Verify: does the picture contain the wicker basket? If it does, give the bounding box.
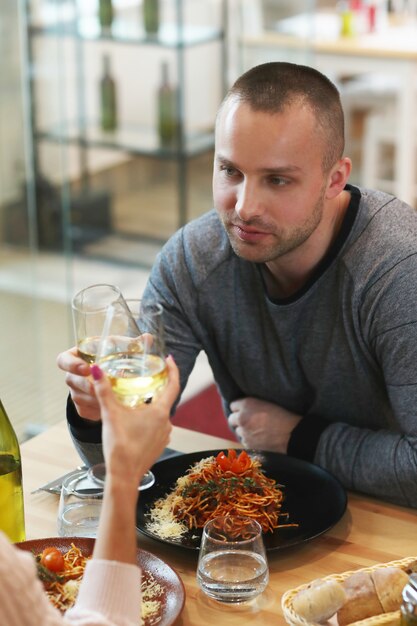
[281,555,417,626]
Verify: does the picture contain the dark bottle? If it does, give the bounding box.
[143,0,159,35]
[98,0,113,30]
[158,61,178,145]
[100,54,117,132]
[0,398,25,542]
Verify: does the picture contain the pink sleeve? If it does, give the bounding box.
[0,531,67,626]
[66,559,142,626]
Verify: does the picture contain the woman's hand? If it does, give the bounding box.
[91,355,179,489]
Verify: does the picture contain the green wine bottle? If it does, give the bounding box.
[99,0,113,30]
[100,54,117,132]
[0,398,25,543]
[158,61,178,146]
[143,0,159,35]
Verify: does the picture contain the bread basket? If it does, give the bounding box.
[281,555,417,626]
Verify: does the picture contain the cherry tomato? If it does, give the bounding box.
[40,547,65,572]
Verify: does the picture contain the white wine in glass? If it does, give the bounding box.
[94,299,168,490]
[72,284,124,364]
[72,286,158,490]
[97,299,168,408]
[100,352,168,407]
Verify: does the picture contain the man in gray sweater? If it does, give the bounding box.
[58,62,417,508]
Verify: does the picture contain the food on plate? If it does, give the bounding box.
[36,544,88,610]
[34,543,163,624]
[337,566,409,625]
[291,578,347,623]
[39,546,65,572]
[147,449,298,540]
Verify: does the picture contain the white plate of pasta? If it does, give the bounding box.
[16,536,185,625]
[137,449,347,552]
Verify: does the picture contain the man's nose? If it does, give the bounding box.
[235,180,262,221]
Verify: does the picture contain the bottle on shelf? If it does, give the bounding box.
[100,54,117,132]
[157,61,178,146]
[98,0,114,31]
[143,0,160,36]
[0,397,25,543]
[338,1,356,37]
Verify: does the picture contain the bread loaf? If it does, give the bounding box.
[372,566,409,613]
[337,571,383,626]
[337,566,408,625]
[292,578,347,623]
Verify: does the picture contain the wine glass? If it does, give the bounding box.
[72,284,128,489]
[92,298,168,490]
[72,284,124,364]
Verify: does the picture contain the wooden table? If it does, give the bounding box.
[21,421,417,625]
[240,14,417,206]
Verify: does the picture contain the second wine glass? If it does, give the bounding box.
[97,298,167,407]
[94,298,168,490]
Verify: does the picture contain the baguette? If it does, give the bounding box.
[337,566,408,625]
[372,566,409,613]
[337,571,383,626]
[292,578,347,623]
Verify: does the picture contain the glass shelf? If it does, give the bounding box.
[31,21,223,47]
[26,0,226,259]
[36,121,215,158]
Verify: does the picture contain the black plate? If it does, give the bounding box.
[136,449,347,552]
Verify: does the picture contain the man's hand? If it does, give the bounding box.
[56,347,101,421]
[227,397,302,453]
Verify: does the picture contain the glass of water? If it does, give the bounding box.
[197,515,269,603]
[57,469,103,538]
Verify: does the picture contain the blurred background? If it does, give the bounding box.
[2,0,416,440]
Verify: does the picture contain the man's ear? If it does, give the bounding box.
[326,157,352,199]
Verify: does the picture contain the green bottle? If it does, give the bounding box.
[0,398,25,543]
[99,0,113,30]
[100,54,117,132]
[143,0,159,35]
[158,61,178,145]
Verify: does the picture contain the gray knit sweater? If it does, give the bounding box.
[142,185,417,507]
[68,185,417,507]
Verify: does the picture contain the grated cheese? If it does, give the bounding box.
[140,571,164,625]
[146,456,215,540]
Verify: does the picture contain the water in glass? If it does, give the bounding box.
[198,549,268,603]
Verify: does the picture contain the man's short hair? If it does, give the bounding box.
[222,62,345,172]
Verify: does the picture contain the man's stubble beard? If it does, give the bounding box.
[219,188,326,265]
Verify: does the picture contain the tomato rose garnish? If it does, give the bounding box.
[216,449,251,474]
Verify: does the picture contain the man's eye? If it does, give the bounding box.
[220,165,237,176]
[269,176,288,186]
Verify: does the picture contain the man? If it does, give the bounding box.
[58,62,417,508]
